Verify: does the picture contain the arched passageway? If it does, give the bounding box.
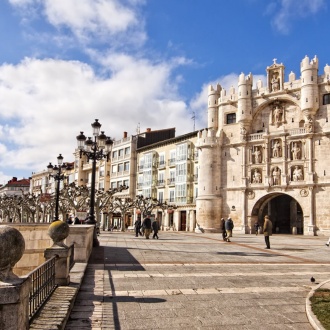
[251,193,303,234]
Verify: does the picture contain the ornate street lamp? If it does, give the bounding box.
[47,154,67,222]
[76,119,113,246]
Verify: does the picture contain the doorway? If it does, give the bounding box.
[253,193,303,234]
[180,211,187,231]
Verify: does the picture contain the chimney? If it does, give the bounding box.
[123,131,127,138]
[146,128,151,133]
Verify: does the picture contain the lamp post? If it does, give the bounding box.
[47,154,67,222]
[76,119,113,246]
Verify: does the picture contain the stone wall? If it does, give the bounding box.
[4,223,94,276]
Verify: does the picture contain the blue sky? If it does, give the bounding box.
[0,0,329,184]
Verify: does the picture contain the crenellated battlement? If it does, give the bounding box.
[196,128,217,148]
[238,72,253,85]
[300,55,318,71]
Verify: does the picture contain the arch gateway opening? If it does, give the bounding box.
[251,193,303,234]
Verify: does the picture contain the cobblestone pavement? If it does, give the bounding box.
[65,231,330,330]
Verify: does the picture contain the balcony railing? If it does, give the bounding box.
[167,178,175,185]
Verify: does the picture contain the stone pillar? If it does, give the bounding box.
[46,220,71,285]
[44,247,71,285]
[0,278,31,330]
[189,210,196,232]
[0,225,31,330]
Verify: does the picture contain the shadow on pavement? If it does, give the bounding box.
[217,251,277,257]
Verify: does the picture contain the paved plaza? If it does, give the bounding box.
[65,231,330,330]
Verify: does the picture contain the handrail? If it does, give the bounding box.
[28,255,58,322]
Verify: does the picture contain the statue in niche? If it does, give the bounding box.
[291,142,301,160]
[252,169,262,183]
[271,74,280,92]
[273,106,283,124]
[292,166,303,181]
[240,126,247,141]
[253,147,262,164]
[272,167,281,186]
[305,115,313,133]
[272,140,281,158]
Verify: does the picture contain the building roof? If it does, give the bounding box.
[137,129,201,152]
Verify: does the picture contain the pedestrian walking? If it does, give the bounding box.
[66,217,73,225]
[254,222,260,235]
[221,218,227,241]
[225,217,234,242]
[152,220,159,239]
[263,215,272,249]
[134,218,142,237]
[326,237,330,247]
[142,213,152,239]
[74,216,80,225]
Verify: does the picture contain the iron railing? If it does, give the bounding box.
[69,243,75,270]
[28,256,57,322]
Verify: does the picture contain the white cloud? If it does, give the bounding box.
[0,56,191,181]
[269,0,326,34]
[9,0,147,46]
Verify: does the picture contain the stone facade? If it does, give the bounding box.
[196,55,330,236]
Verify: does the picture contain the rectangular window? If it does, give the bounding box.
[112,150,117,159]
[159,153,165,166]
[112,165,117,173]
[124,162,129,171]
[323,93,330,105]
[169,190,175,202]
[118,163,124,172]
[123,179,129,187]
[118,149,124,157]
[144,153,152,169]
[158,191,163,203]
[226,113,236,124]
[111,182,117,189]
[125,147,130,155]
[176,144,187,161]
[99,165,105,177]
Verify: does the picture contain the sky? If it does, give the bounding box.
[0,0,329,184]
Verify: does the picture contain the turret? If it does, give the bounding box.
[196,128,221,233]
[207,84,221,130]
[300,55,319,116]
[237,73,253,125]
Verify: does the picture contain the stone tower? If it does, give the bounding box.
[195,85,222,233]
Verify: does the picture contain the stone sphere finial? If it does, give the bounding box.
[0,225,25,282]
[48,220,70,248]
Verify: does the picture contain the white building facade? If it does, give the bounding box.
[196,55,330,236]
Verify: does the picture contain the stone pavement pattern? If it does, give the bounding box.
[65,232,330,330]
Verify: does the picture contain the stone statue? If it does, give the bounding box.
[292,166,303,181]
[272,167,281,185]
[271,74,279,92]
[252,169,262,183]
[273,106,283,124]
[291,142,301,160]
[254,147,261,164]
[272,140,280,158]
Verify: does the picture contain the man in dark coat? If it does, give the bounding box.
[263,215,273,249]
[221,218,227,241]
[152,220,159,239]
[134,218,142,237]
[142,213,152,239]
[225,217,234,242]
